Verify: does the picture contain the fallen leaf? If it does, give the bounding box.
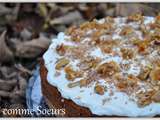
[115,3,157,16]
[0,79,17,91]
[0,4,12,15]
[15,35,50,58]
[0,31,14,63]
[50,11,84,25]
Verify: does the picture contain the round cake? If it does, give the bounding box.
[40,14,160,117]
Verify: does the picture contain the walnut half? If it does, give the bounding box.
[65,66,82,81]
[55,58,70,70]
[120,48,135,59]
[150,68,160,81]
[96,61,120,77]
[94,85,105,95]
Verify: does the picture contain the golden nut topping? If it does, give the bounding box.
[137,90,155,107]
[105,16,114,23]
[80,79,88,87]
[133,39,150,53]
[152,91,160,102]
[67,79,87,88]
[94,85,105,95]
[65,66,82,81]
[120,26,134,36]
[127,74,139,85]
[68,81,80,88]
[120,48,135,59]
[150,68,160,81]
[56,44,68,56]
[127,13,144,22]
[138,66,151,80]
[116,81,127,91]
[97,61,120,77]
[155,15,160,24]
[55,58,70,70]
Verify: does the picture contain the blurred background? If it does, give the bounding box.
[0,3,159,117]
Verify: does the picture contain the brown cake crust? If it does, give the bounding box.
[40,60,94,117]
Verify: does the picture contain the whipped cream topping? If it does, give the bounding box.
[43,17,160,117]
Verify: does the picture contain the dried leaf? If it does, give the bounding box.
[50,11,84,25]
[38,3,48,17]
[0,79,17,91]
[115,3,157,16]
[0,31,14,63]
[15,35,50,58]
[0,4,12,15]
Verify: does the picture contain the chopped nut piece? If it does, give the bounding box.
[99,39,119,54]
[140,24,149,36]
[94,85,105,95]
[134,39,150,53]
[127,74,139,86]
[80,79,87,87]
[150,68,160,81]
[97,61,120,77]
[68,81,80,88]
[155,15,160,25]
[137,90,155,107]
[151,33,160,42]
[152,91,160,102]
[67,79,87,88]
[116,81,127,91]
[56,44,66,56]
[65,66,82,81]
[55,58,70,70]
[127,13,144,22]
[66,25,77,35]
[105,16,114,23]
[120,26,134,36]
[120,48,135,59]
[79,57,101,70]
[138,66,151,80]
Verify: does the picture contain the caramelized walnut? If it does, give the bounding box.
[127,74,139,86]
[55,58,70,70]
[120,48,135,59]
[152,91,160,103]
[66,25,85,42]
[79,57,101,70]
[133,39,150,53]
[116,81,128,91]
[127,13,144,22]
[56,44,67,56]
[138,66,151,80]
[99,39,120,54]
[65,66,82,81]
[137,90,155,107]
[105,16,114,23]
[150,68,160,81]
[115,74,138,91]
[97,61,120,77]
[66,25,77,35]
[140,24,149,37]
[94,85,105,95]
[67,79,87,88]
[151,33,160,43]
[155,15,160,25]
[120,26,134,36]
